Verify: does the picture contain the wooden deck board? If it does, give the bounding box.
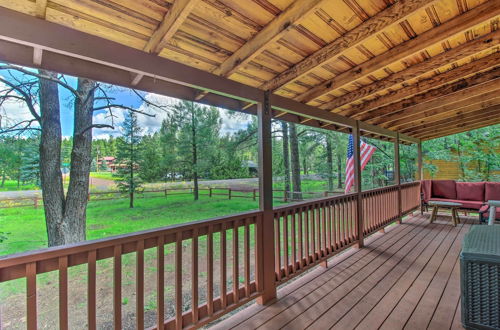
[212,213,476,330]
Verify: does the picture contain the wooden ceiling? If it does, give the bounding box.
[0,0,499,140]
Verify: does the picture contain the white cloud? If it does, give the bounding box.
[92,92,252,138]
[0,80,40,131]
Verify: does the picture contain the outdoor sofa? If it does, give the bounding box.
[421,180,500,222]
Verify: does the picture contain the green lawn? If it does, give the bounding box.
[89,171,121,181]
[0,193,264,257]
[0,180,38,191]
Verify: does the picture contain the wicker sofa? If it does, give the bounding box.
[421,180,500,222]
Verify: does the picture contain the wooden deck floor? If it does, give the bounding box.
[212,213,478,330]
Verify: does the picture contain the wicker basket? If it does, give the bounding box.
[460,225,500,330]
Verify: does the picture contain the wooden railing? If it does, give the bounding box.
[0,211,262,330]
[272,193,359,283]
[0,182,421,329]
[362,185,400,236]
[401,181,422,214]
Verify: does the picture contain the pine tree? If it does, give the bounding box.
[114,110,143,208]
[20,138,40,186]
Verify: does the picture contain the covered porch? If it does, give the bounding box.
[213,212,474,330]
[0,0,498,329]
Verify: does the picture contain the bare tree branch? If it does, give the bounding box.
[0,76,40,122]
[80,123,114,135]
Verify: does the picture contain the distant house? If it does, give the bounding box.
[97,156,116,172]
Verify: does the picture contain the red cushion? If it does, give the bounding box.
[456,182,485,201]
[429,198,484,210]
[421,180,432,203]
[432,180,457,199]
[485,182,500,201]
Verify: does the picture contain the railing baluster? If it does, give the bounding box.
[341,198,346,245]
[232,220,239,304]
[298,210,303,269]
[175,232,183,329]
[274,214,281,280]
[316,205,321,258]
[136,240,144,330]
[291,210,297,273]
[327,201,332,254]
[59,256,68,330]
[26,262,37,330]
[157,236,165,329]
[88,250,97,330]
[311,205,316,262]
[304,207,310,266]
[283,212,289,277]
[114,245,122,330]
[322,203,327,256]
[244,218,251,297]
[207,225,214,316]
[220,223,227,309]
[191,228,199,324]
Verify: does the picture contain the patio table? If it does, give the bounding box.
[428,201,462,226]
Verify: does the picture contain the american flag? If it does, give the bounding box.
[344,134,376,194]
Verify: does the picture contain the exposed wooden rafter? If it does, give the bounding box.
[373,80,500,128]
[398,98,500,132]
[130,0,199,86]
[342,52,500,118]
[144,0,199,55]
[261,0,440,91]
[357,66,500,122]
[35,0,48,19]
[403,105,500,135]
[212,0,325,77]
[418,117,500,140]
[294,1,500,104]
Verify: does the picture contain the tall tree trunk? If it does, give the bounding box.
[130,120,135,208]
[326,136,334,191]
[191,107,199,200]
[337,153,343,189]
[39,70,66,247]
[289,123,302,200]
[62,78,96,240]
[281,121,291,200]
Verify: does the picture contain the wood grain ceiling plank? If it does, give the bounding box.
[296,1,500,104]
[418,118,500,140]
[261,0,441,91]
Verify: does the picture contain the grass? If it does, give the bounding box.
[0,193,264,256]
[0,180,39,191]
[89,171,121,181]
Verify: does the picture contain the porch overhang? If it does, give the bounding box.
[1,1,497,142]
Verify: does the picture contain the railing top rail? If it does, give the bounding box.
[272,192,358,212]
[0,209,262,269]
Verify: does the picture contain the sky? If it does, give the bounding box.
[0,66,252,139]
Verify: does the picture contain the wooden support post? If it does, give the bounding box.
[417,141,423,181]
[228,188,232,200]
[353,121,364,248]
[253,188,257,201]
[256,91,277,305]
[395,133,402,223]
[33,197,38,209]
[209,187,212,198]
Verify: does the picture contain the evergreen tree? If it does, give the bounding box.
[114,110,143,208]
[20,139,40,185]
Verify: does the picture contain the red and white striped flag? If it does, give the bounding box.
[344,134,376,194]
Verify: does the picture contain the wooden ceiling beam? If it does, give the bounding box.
[378,84,500,129]
[143,0,199,54]
[356,66,500,122]
[295,1,500,104]
[398,98,500,132]
[212,0,325,77]
[35,0,48,19]
[418,118,500,140]
[368,78,500,125]
[341,52,500,119]
[262,0,440,91]
[326,30,500,114]
[404,105,500,135]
